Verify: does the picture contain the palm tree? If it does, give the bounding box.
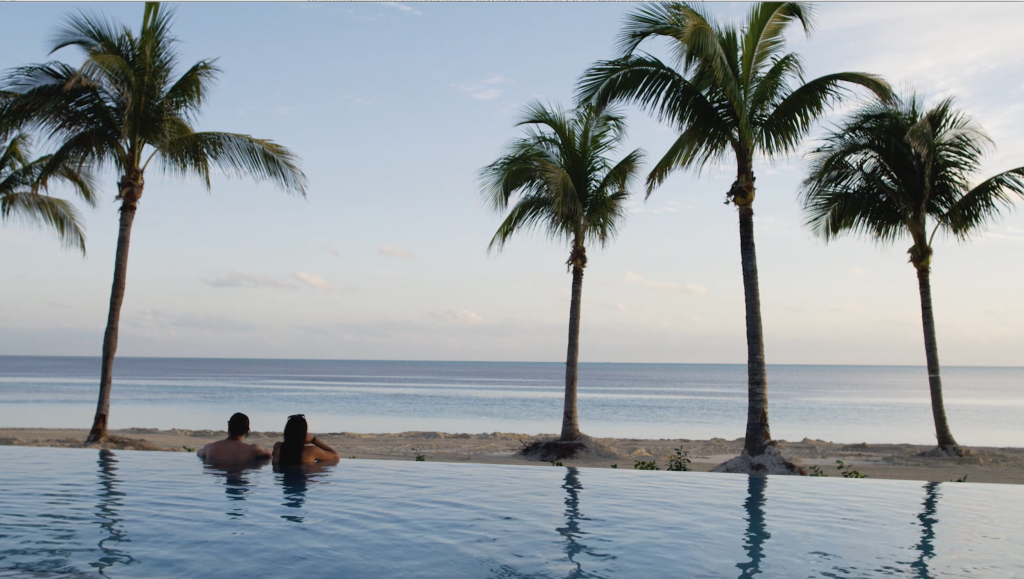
[0,3,307,443]
[577,2,892,463]
[800,95,1024,456]
[480,102,642,458]
[1,132,95,253]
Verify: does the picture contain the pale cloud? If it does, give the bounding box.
[624,271,708,295]
[202,272,295,289]
[323,245,340,257]
[470,88,501,100]
[384,2,422,16]
[849,266,867,276]
[431,309,485,325]
[294,272,343,291]
[378,245,413,258]
[455,75,509,100]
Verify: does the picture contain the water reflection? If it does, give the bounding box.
[910,482,940,579]
[274,463,333,524]
[91,450,137,575]
[736,476,769,579]
[202,460,269,520]
[493,467,613,579]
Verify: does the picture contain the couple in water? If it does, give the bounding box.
[197,413,339,464]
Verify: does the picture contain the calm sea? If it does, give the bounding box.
[0,356,1021,446]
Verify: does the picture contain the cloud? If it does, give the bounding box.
[323,245,340,257]
[624,271,708,295]
[294,272,343,291]
[431,309,485,325]
[849,266,867,276]
[384,2,422,16]
[454,75,509,100]
[202,272,295,289]
[378,245,413,258]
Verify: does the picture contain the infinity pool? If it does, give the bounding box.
[0,447,1021,578]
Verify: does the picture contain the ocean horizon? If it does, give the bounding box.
[2,355,1022,447]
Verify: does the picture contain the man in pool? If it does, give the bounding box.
[197,413,272,462]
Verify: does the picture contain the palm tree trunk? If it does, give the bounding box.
[738,204,771,457]
[86,196,138,443]
[915,266,959,453]
[560,262,584,441]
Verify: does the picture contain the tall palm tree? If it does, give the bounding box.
[800,95,1024,456]
[0,3,307,443]
[577,2,892,461]
[480,102,642,457]
[1,132,95,253]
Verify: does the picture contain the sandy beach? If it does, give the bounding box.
[2,427,1021,485]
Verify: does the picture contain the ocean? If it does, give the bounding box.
[0,356,1021,446]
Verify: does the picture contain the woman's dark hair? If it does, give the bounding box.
[278,414,307,466]
[228,413,250,437]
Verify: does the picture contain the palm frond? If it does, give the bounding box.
[943,167,1024,238]
[742,3,814,84]
[481,103,640,255]
[801,93,1018,250]
[616,3,689,58]
[158,131,307,195]
[0,191,87,254]
[760,72,891,157]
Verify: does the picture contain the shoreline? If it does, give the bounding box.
[2,427,1022,484]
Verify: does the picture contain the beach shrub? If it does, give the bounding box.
[549,460,564,467]
[808,465,828,477]
[953,474,968,483]
[634,460,660,470]
[412,448,425,461]
[610,464,618,469]
[666,447,691,472]
[182,446,195,453]
[836,460,867,478]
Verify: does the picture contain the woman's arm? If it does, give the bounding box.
[308,436,339,461]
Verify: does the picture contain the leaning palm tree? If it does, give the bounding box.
[480,102,642,460]
[800,95,1024,456]
[577,2,892,469]
[1,132,95,253]
[0,3,307,443]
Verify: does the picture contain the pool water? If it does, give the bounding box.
[0,447,1021,578]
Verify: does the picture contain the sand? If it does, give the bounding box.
[2,427,1022,485]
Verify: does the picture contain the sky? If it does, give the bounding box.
[1,2,1022,366]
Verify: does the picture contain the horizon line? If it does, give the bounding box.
[1,354,1021,370]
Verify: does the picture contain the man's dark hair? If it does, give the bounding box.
[228,413,250,437]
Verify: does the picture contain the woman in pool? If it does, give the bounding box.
[272,414,340,465]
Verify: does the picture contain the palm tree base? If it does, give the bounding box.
[518,434,611,462]
[712,443,805,476]
[920,444,967,458]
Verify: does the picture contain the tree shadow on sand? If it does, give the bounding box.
[491,467,614,579]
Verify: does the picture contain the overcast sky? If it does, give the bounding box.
[1,2,1022,365]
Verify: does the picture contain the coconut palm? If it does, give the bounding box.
[577,2,892,462]
[0,3,307,442]
[800,95,1024,456]
[480,102,642,457]
[1,132,95,253]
